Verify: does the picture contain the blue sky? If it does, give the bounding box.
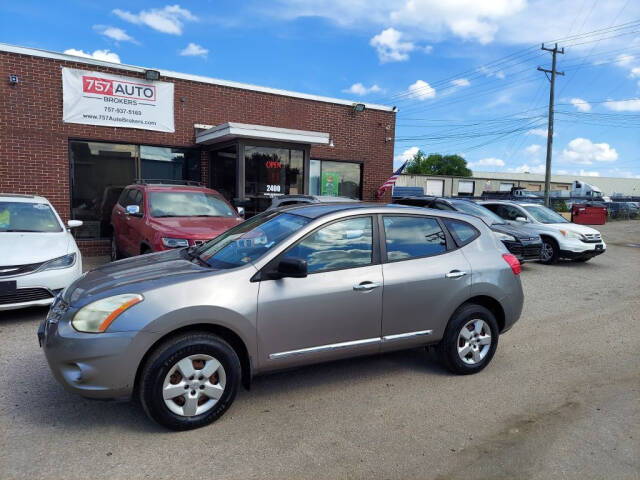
[2,0,640,178]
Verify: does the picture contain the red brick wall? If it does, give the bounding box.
[1,50,395,255]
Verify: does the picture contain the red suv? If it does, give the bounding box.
[110,181,243,260]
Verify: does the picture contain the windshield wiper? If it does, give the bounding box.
[153,215,182,218]
[1,229,43,232]
[185,246,211,267]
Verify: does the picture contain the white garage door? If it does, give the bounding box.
[425,180,444,196]
[457,180,474,195]
[499,182,514,192]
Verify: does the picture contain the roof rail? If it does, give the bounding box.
[133,179,205,187]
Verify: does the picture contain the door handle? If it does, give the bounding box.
[445,270,467,278]
[353,282,381,291]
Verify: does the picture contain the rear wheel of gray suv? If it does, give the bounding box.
[437,304,499,375]
[139,332,241,430]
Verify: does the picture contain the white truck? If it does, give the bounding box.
[550,180,605,199]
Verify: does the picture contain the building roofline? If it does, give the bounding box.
[0,42,397,113]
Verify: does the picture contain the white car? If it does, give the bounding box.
[479,200,606,264]
[0,194,83,310]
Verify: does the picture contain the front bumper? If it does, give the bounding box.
[503,239,542,262]
[0,260,82,311]
[558,238,606,259]
[39,302,160,400]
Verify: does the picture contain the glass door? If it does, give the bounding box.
[209,145,238,203]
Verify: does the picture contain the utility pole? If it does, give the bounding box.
[538,43,564,207]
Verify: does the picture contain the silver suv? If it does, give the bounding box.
[39,203,523,430]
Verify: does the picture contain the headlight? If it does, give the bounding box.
[560,229,584,240]
[38,253,76,271]
[162,237,189,248]
[72,294,143,333]
[493,231,516,242]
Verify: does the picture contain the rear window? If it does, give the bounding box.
[442,218,479,247]
[383,216,447,261]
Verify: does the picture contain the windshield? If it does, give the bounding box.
[149,191,237,218]
[196,212,311,269]
[0,201,62,233]
[522,205,569,224]
[450,200,506,225]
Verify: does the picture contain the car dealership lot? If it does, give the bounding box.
[1,221,638,480]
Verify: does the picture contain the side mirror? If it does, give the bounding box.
[125,205,141,216]
[269,257,307,279]
[515,216,527,223]
[67,220,83,228]
[236,206,245,218]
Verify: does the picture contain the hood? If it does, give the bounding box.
[149,216,243,239]
[64,249,208,304]
[490,223,540,240]
[0,232,71,266]
[545,223,601,235]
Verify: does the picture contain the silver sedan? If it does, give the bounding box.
[39,203,523,430]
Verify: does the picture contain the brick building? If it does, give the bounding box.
[1,43,396,255]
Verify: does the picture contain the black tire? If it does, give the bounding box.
[140,245,152,255]
[540,237,560,265]
[437,304,499,375]
[139,332,241,431]
[110,233,121,261]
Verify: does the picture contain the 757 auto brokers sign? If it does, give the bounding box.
[62,67,174,133]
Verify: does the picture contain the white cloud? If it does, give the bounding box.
[423,45,433,54]
[451,78,470,87]
[64,48,121,63]
[616,53,635,66]
[570,98,591,112]
[479,65,505,79]
[604,98,640,112]
[468,157,505,168]
[394,146,419,168]
[408,79,435,100]
[113,5,197,35]
[179,42,208,57]
[560,138,618,165]
[631,67,640,78]
[269,1,640,47]
[369,28,415,62]
[342,82,383,96]
[607,168,640,179]
[93,25,137,43]
[525,144,542,155]
[527,128,548,138]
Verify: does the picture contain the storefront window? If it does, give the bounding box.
[244,146,304,216]
[70,140,201,239]
[309,160,362,199]
[141,146,201,182]
[209,145,238,203]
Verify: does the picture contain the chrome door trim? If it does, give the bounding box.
[269,337,380,359]
[269,330,433,359]
[382,330,433,342]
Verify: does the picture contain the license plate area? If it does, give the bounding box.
[595,244,603,251]
[0,281,17,295]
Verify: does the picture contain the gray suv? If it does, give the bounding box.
[39,203,523,430]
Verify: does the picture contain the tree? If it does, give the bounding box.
[405,151,472,177]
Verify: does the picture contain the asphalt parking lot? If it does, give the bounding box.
[1,221,639,480]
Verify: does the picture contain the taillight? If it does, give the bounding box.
[502,253,521,275]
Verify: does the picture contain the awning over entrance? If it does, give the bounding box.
[195,122,330,146]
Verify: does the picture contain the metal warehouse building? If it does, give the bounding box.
[0,43,396,255]
[397,171,640,197]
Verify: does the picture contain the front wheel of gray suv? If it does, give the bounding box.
[139,332,241,430]
[437,304,499,375]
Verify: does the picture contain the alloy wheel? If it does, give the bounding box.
[162,354,226,417]
[457,319,492,365]
[540,241,554,262]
